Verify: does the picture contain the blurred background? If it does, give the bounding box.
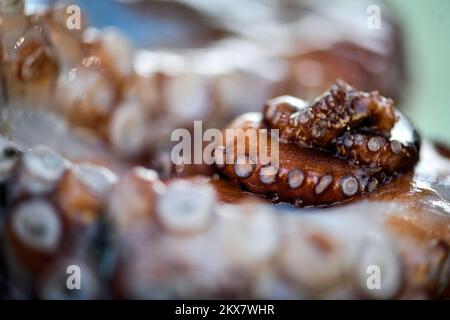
[387,0,450,143]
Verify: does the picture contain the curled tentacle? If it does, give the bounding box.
[217,81,420,207]
[334,109,420,174]
[264,80,397,147]
[335,132,418,175]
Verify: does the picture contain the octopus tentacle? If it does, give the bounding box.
[216,113,368,206]
[335,131,418,175]
[219,142,369,206]
[264,80,397,147]
[217,81,420,207]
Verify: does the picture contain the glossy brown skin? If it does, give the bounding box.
[217,82,420,207]
[264,80,397,147]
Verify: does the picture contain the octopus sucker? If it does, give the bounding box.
[156,180,215,234]
[314,175,333,195]
[9,145,68,199]
[286,168,305,189]
[340,175,359,197]
[390,140,402,154]
[367,137,382,152]
[259,164,278,185]
[217,81,420,207]
[335,121,419,175]
[9,199,62,253]
[366,177,379,193]
[233,155,255,178]
[4,198,63,275]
